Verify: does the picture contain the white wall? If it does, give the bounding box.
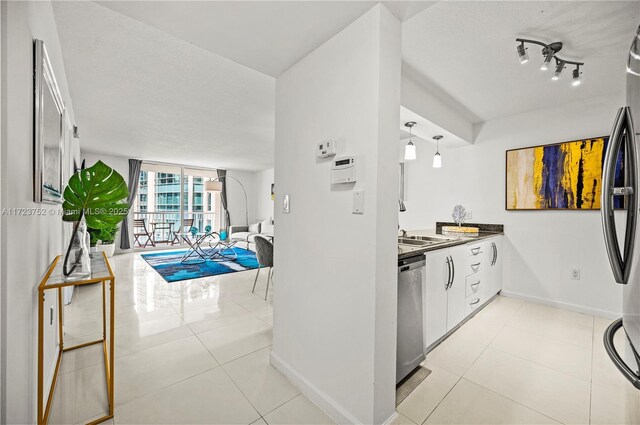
[1,1,80,422]
[399,94,626,317]
[82,151,130,253]
[254,168,274,221]
[225,169,256,226]
[271,5,401,424]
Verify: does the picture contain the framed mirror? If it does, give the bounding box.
[34,39,65,203]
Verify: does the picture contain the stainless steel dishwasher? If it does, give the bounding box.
[396,254,426,384]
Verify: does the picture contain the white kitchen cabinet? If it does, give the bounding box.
[446,244,468,330]
[487,236,503,295]
[423,248,450,349]
[422,235,504,353]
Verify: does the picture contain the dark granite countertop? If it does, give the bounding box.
[398,223,504,260]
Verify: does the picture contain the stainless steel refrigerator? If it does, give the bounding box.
[602,24,640,391]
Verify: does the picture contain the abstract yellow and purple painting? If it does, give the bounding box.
[506,137,624,210]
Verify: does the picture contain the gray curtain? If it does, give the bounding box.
[120,159,143,249]
[217,169,231,231]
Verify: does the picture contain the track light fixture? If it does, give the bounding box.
[516,38,584,86]
[404,121,417,161]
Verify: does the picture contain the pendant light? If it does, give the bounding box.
[404,121,417,161]
[433,135,443,168]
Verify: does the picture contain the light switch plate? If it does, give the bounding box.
[353,190,364,214]
[283,194,290,213]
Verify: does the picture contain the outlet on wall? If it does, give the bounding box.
[570,267,581,280]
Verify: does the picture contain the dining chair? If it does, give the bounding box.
[172,218,194,244]
[252,235,274,300]
[133,218,155,248]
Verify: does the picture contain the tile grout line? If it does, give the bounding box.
[458,297,524,375]
[113,365,219,412]
[463,299,593,425]
[214,360,266,423]
[418,374,463,425]
[189,324,272,420]
[419,298,523,425]
[458,377,563,425]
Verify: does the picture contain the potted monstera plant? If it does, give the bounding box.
[62,161,129,275]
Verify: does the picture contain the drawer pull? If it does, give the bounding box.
[471,262,481,269]
[471,247,481,255]
[470,281,480,287]
[470,298,480,306]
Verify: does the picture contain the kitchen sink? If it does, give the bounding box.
[398,237,432,246]
[408,235,459,242]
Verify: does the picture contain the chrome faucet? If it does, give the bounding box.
[398,199,406,212]
[399,228,407,238]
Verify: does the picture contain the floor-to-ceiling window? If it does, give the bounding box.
[132,163,221,249]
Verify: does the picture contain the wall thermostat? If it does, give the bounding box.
[331,156,356,184]
[317,139,337,158]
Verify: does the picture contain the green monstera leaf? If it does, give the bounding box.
[62,160,130,229]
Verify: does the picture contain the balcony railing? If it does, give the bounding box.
[133,211,220,248]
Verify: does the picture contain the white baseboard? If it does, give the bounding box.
[501,290,620,319]
[381,412,399,425]
[270,351,396,425]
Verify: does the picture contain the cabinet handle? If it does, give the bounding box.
[445,257,451,290]
[491,242,497,265]
[449,255,455,288]
[471,262,481,269]
[471,247,481,255]
[470,298,480,306]
[471,281,480,287]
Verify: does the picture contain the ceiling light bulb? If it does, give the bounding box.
[540,51,554,71]
[552,61,564,81]
[517,44,529,64]
[572,67,582,86]
[432,152,442,168]
[405,142,416,161]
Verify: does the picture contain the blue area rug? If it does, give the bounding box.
[141,247,259,282]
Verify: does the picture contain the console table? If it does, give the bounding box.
[37,252,115,425]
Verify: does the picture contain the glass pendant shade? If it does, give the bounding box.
[405,142,416,161]
[433,152,442,168]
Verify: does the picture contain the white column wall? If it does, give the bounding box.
[271,5,401,424]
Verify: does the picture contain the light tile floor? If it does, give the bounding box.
[398,296,640,425]
[48,251,332,425]
[49,252,640,424]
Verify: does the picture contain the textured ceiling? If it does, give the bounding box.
[402,1,640,122]
[54,1,436,171]
[54,1,638,172]
[53,1,275,171]
[96,1,435,77]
